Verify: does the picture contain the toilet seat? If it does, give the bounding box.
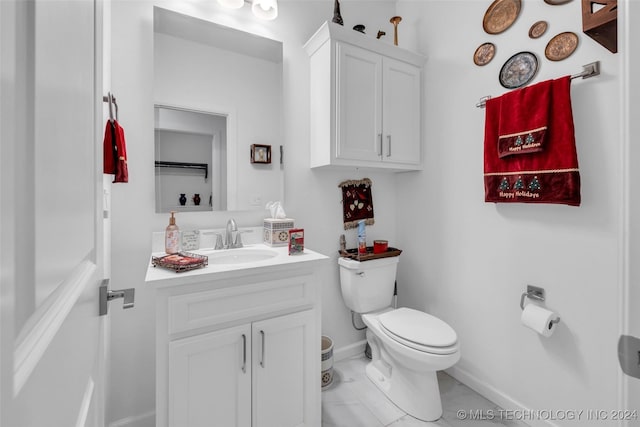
[378,308,458,355]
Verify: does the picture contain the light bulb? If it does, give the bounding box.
[251,0,277,20]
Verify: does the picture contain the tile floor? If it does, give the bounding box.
[322,355,530,427]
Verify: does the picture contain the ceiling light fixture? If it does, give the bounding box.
[251,0,278,20]
[217,0,278,20]
[217,0,244,9]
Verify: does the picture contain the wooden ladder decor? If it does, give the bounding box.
[581,0,617,53]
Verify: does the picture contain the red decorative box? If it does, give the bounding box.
[288,228,304,255]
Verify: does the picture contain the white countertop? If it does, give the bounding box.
[145,244,329,288]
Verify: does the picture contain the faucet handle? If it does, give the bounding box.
[214,233,224,250]
[233,232,243,248]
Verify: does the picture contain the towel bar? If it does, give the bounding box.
[476,61,601,108]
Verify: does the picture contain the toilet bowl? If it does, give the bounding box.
[338,256,460,421]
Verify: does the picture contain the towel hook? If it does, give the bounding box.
[102,92,118,122]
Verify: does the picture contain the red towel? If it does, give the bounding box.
[496,78,552,158]
[484,76,580,206]
[103,119,129,183]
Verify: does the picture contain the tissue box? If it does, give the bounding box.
[263,218,295,246]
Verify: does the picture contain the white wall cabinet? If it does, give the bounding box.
[153,261,324,427]
[306,21,425,171]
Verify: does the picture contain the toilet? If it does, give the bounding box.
[338,255,460,421]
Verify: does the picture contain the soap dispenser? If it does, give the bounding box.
[165,211,180,254]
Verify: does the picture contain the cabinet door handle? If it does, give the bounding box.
[387,135,392,157]
[378,133,383,156]
[259,330,265,368]
[241,334,247,373]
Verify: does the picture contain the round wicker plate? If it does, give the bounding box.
[499,51,538,89]
[545,31,579,61]
[473,42,496,66]
[529,20,548,39]
[483,0,522,35]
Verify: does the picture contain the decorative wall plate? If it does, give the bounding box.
[528,20,548,38]
[473,42,496,66]
[543,0,573,4]
[499,51,538,89]
[483,0,522,34]
[545,31,579,61]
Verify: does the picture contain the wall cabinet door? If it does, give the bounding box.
[169,324,252,427]
[252,310,316,427]
[335,41,421,168]
[382,57,421,166]
[335,42,383,162]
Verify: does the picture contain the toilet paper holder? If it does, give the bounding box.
[520,285,561,324]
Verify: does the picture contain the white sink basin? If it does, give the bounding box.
[197,247,279,265]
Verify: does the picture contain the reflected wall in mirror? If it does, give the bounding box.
[153,7,284,213]
[154,106,227,213]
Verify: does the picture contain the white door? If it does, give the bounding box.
[336,42,383,163]
[1,0,108,426]
[168,325,252,427]
[382,58,421,166]
[252,310,317,427]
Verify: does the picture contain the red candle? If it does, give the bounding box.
[373,240,388,254]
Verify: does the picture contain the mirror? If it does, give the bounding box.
[153,7,283,213]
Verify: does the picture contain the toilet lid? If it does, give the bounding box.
[378,308,457,351]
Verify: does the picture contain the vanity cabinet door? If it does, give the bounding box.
[169,324,252,427]
[382,57,421,166]
[335,42,383,163]
[252,310,317,427]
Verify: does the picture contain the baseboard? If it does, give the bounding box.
[446,366,559,427]
[334,339,367,362]
[108,410,155,427]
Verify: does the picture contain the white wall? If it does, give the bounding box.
[396,1,624,425]
[108,1,397,425]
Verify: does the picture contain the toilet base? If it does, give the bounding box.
[365,358,443,422]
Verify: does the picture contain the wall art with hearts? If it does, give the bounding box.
[339,178,375,230]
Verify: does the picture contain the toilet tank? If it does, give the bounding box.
[338,256,399,313]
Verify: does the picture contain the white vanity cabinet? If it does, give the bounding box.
[148,247,327,427]
[168,310,315,427]
[305,21,425,171]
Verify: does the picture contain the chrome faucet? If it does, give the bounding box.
[224,218,243,249]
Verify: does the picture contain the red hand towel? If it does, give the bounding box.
[103,119,129,183]
[497,78,552,158]
[484,76,580,206]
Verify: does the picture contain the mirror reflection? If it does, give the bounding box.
[154,106,227,213]
[153,7,284,213]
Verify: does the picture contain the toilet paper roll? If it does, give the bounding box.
[521,304,559,337]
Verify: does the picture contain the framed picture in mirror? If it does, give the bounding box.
[251,144,272,164]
